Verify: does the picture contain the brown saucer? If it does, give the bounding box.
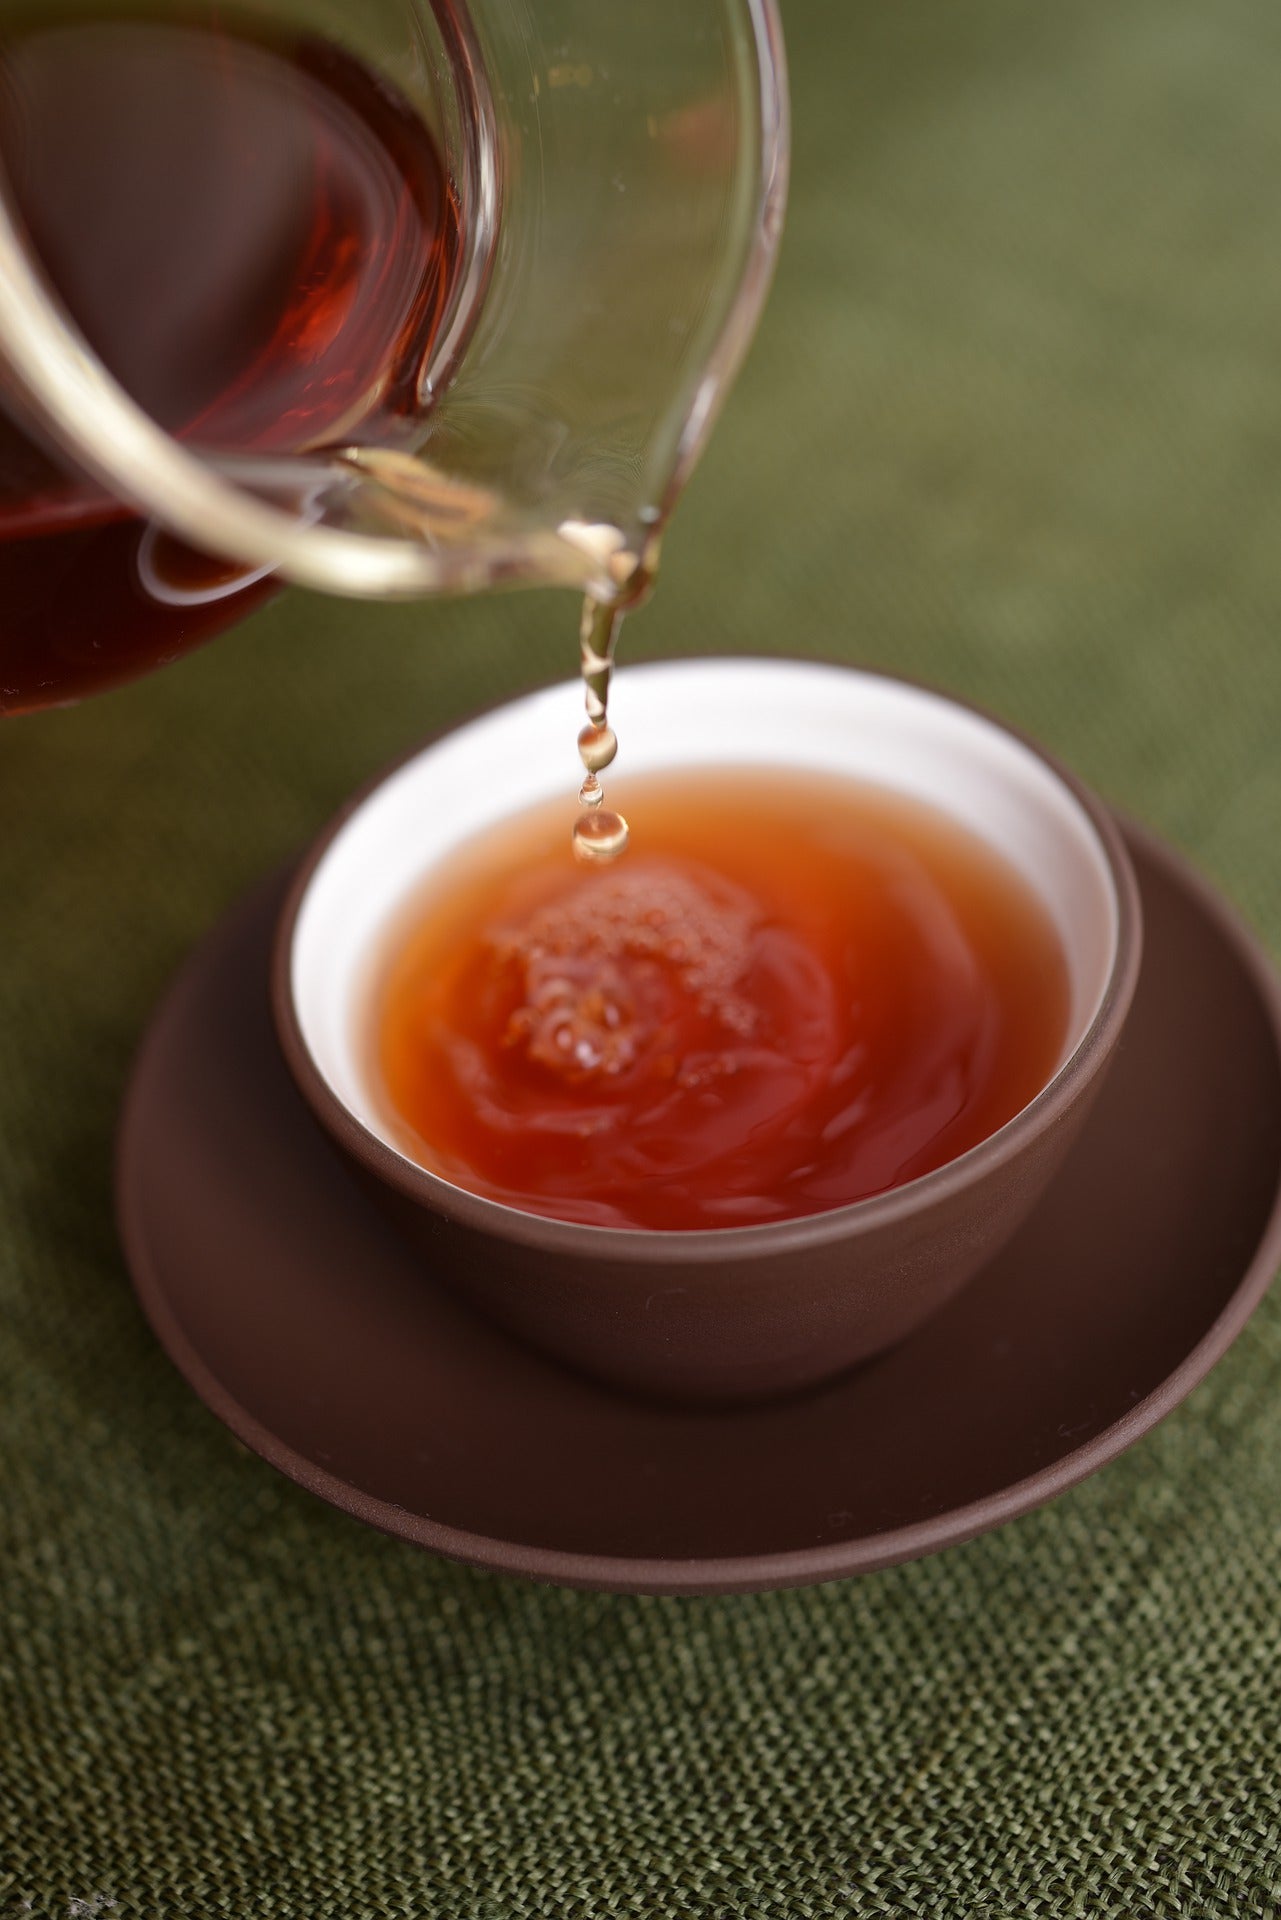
[117,821,1281,1595]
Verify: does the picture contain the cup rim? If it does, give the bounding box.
[272,658,1143,1262]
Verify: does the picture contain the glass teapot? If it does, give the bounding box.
[0,0,788,713]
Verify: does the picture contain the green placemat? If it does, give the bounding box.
[4,0,1281,1912]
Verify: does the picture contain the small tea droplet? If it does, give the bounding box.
[573,809,630,864]
[578,722,618,775]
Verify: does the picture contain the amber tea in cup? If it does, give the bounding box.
[370,766,1071,1231]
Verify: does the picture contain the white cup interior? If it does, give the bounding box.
[291,659,1120,1160]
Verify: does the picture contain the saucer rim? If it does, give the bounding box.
[117,814,1281,1595]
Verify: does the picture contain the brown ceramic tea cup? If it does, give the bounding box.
[273,659,1141,1404]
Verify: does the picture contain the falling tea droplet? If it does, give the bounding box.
[573,592,631,860]
[578,722,618,775]
[572,808,630,864]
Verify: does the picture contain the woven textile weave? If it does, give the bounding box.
[4,0,1281,1912]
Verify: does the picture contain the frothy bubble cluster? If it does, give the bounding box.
[496,865,761,1081]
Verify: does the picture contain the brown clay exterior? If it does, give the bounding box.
[353,1109,1096,1403]
[116,821,1281,1594]
[270,671,1143,1404]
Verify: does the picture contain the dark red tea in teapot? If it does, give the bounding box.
[0,7,462,711]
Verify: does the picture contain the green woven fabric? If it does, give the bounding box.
[5,0,1281,1911]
